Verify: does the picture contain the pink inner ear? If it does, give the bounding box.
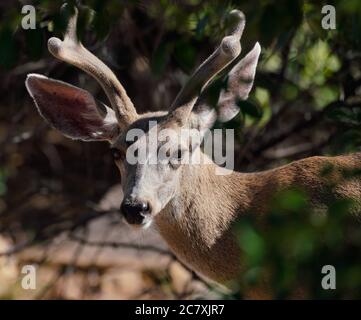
[27,75,106,140]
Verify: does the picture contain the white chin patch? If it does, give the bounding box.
[141,217,153,230]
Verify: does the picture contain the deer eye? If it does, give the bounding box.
[169,148,186,169]
[110,147,124,161]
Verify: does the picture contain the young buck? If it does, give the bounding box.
[26,7,361,285]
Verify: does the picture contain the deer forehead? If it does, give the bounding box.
[112,112,190,149]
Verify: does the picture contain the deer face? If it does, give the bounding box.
[112,115,194,227]
[25,6,260,228]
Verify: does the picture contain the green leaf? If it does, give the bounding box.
[237,224,265,266]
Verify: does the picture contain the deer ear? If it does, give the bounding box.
[25,74,119,142]
[191,42,261,131]
[218,42,261,122]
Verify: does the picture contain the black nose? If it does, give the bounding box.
[120,199,151,225]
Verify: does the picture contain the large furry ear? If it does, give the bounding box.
[218,42,261,122]
[191,42,261,130]
[25,74,119,142]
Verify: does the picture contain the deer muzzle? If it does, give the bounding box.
[120,198,152,225]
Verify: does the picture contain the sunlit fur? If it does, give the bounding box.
[112,111,361,285]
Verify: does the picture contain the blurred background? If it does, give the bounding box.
[0,0,361,299]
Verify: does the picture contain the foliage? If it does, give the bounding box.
[234,185,361,299]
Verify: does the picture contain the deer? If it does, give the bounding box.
[26,6,361,288]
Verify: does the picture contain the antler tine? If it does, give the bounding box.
[47,4,138,126]
[169,9,245,124]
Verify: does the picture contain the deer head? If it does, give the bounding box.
[26,5,260,228]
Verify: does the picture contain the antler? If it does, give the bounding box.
[169,9,246,124]
[47,5,138,126]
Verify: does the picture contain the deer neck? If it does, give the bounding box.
[154,150,251,282]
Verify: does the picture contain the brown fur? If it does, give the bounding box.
[155,151,361,284]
